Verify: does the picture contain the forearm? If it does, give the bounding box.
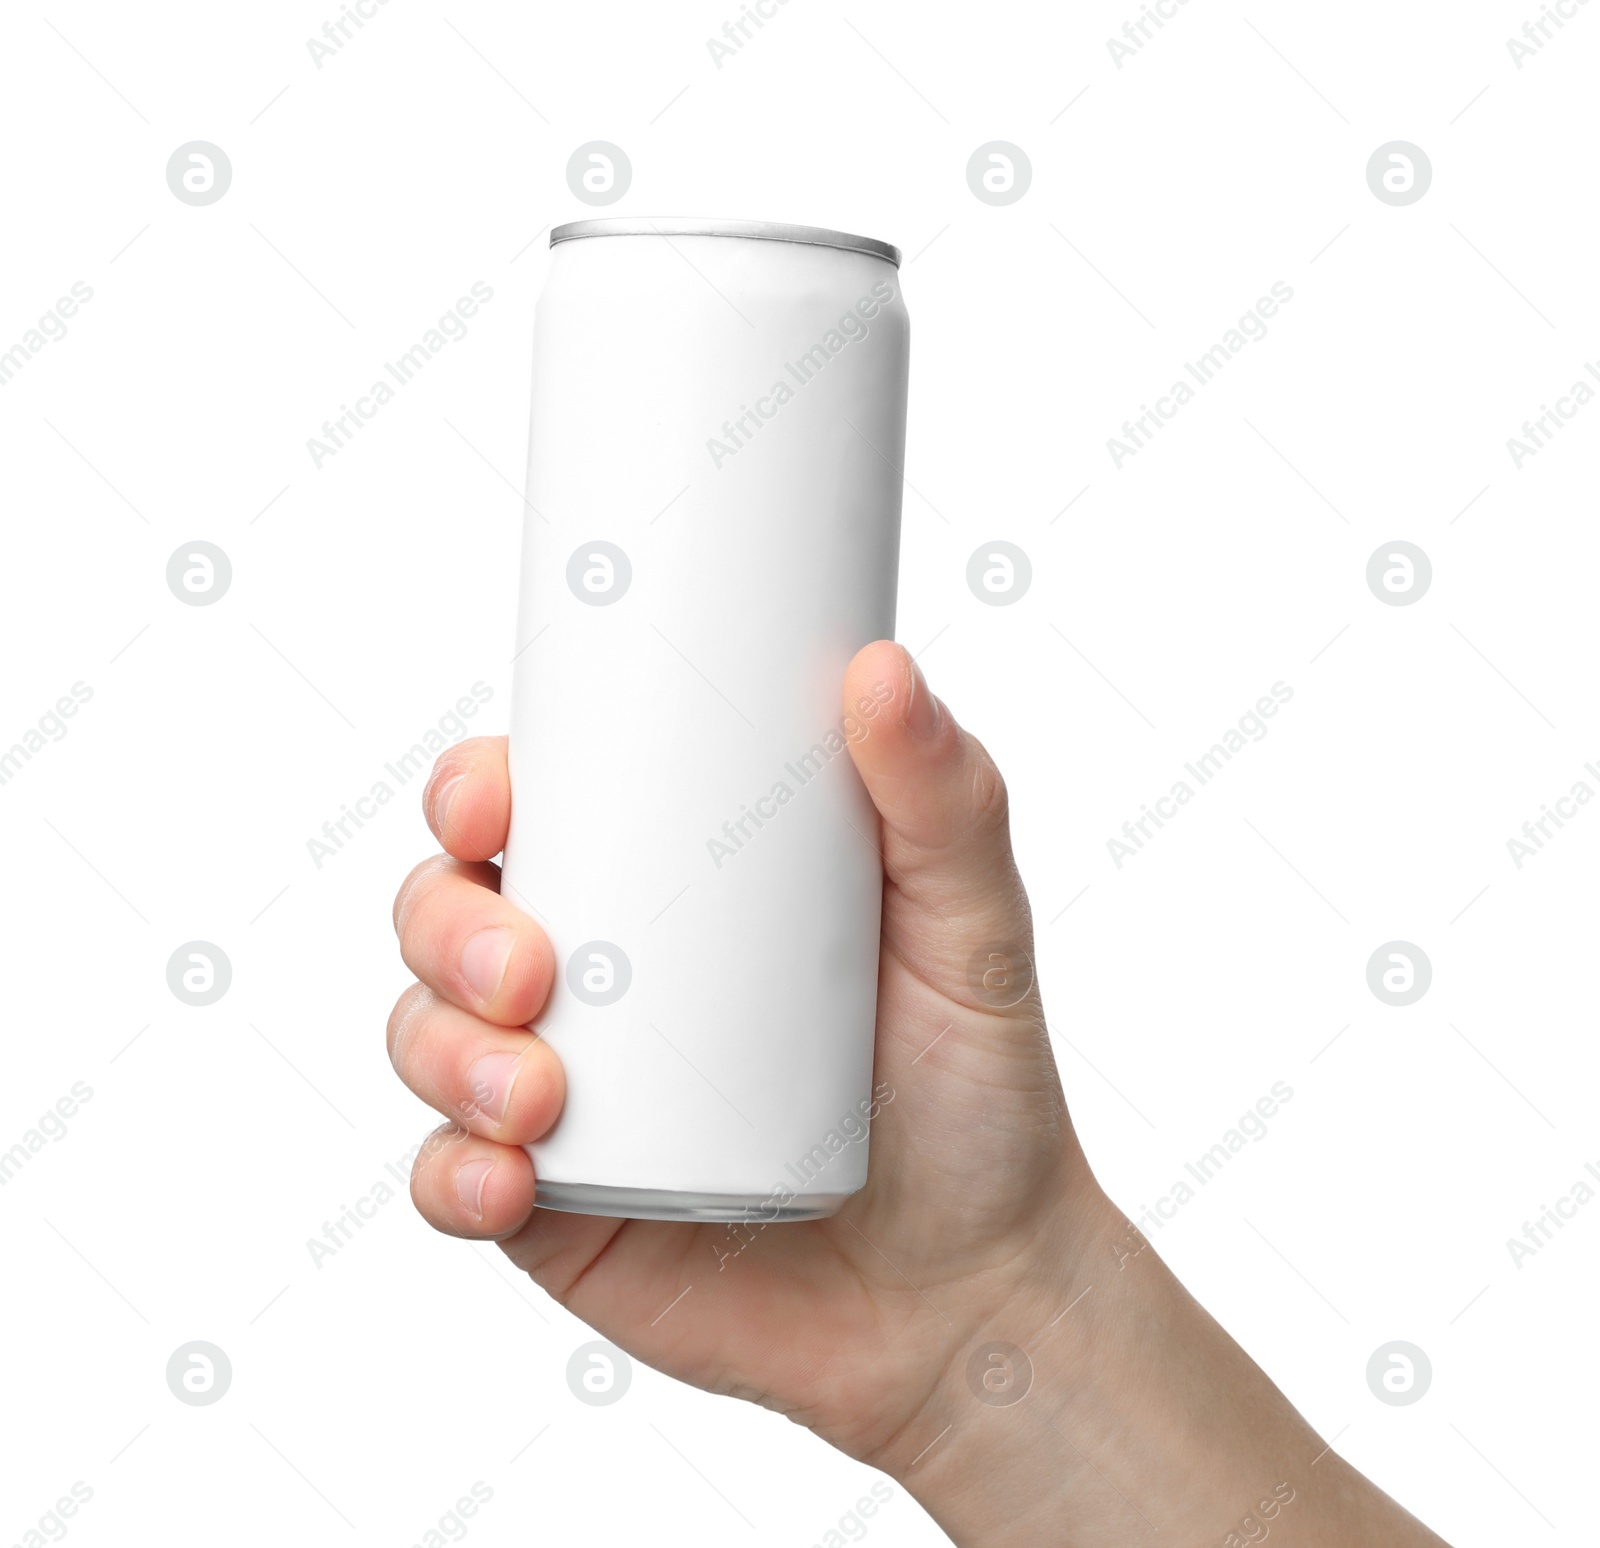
[877,1184,1448,1547]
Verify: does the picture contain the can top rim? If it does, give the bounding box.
[549,218,901,268]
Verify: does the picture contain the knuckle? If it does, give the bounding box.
[393,854,451,932]
[410,1122,469,1190]
[385,982,431,1066]
[421,754,470,830]
[967,746,1011,837]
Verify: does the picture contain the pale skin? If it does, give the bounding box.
[388,640,1451,1547]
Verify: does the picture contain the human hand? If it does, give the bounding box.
[387,641,1084,1452]
[387,640,1448,1547]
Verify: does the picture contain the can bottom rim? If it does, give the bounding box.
[534,1179,851,1223]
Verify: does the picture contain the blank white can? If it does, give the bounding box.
[504,218,909,1222]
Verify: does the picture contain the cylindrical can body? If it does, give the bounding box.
[504,219,909,1221]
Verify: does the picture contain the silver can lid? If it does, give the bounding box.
[550,217,900,268]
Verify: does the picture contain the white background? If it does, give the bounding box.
[2,1,1597,1543]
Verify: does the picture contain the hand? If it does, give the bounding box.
[387,641,1449,1547]
[388,640,1082,1455]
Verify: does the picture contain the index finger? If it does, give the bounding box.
[423,736,511,863]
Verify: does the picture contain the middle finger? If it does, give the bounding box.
[394,856,556,1026]
[387,983,566,1145]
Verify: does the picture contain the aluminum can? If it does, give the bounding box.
[504,217,908,1221]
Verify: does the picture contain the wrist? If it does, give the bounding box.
[867,1175,1127,1540]
[873,1183,1445,1548]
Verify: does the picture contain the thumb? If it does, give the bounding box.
[843,641,1037,1008]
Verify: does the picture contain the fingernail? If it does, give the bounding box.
[430,773,465,838]
[467,1050,521,1125]
[904,653,943,739]
[455,1158,494,1219]
[461,926,516,1004]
